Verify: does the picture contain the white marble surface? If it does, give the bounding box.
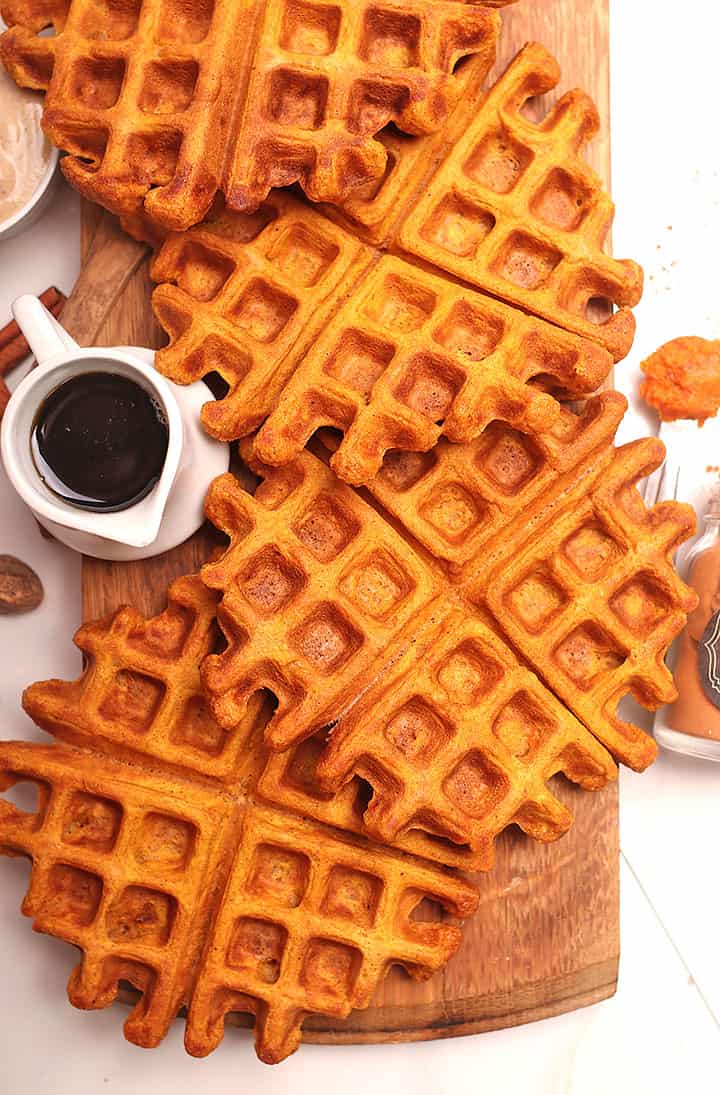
[1,0,719,1090]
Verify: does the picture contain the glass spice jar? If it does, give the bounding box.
[655,484,720,760]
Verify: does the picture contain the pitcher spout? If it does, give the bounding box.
[115,472,178,548]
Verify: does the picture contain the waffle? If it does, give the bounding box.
[8,575,479,1063]
[150,195,373,440]
[150,193,614,479]
[202,424,697,774]
[357,392,627,574]
[320,49,501,247]
[200,443,440,748]
[476,439,699,769]
[395,43,643,361]
[255,253,612,484]
[146,40,640,468]
[365,403,698,769]
[254,730,481,869]
[313,605,616,864]
[6,426,694,1051]
[0,739,238,1049]
[184,801,476,1062]
[224,0,501,215]
[22,574,267,784]
[0,0,502,229]
[18,556,617,881]
[194,434,634,857]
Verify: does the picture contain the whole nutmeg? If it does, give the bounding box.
[0,555,44,614]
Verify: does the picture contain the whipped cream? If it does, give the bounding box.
[0,68,51,225]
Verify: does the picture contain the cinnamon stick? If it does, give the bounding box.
[0,286,66,378]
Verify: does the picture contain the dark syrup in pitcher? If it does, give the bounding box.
[31,372,169,512]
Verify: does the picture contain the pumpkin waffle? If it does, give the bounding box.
[146,42,641,469]
[0,0,502,230]
[26,567,602,876]
[201,424,696,775]
[313,605,616,863]
[362,409,697,769]
[319,47,505,247]
[200,444,440,747]
[223,0,501,217]
[0,739,238,1049]
[475,439,698,769]
[7,575,479,1063]
[150,195,373,440]
[22,574,267,785]
[184,800,475,1062]
[254,730,481,869]
[150,193,614,479]
[200,443,619,859]
[254,252,612,484]
[356,391,627,574]
[20,562,617,880]
[396,43,643,361]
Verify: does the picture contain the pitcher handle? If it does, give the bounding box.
[12,294,78,365]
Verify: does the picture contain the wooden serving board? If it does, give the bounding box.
[78,0,619,1047]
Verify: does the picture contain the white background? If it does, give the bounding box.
[0,1,719,1091]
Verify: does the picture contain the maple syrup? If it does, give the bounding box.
[31,372,169,512]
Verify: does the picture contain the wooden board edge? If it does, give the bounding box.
[301,960,618,1045]
[115,954,617,1047]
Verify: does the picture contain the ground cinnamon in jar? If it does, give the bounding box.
[666,488,720,740]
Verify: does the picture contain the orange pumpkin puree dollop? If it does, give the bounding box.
[640,336,720,423]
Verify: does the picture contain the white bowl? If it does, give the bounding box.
[0,135,59,242]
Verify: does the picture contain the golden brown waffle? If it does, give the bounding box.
[0,0,252,229]
[314,605,616,864]
[0,739,238,1049]
[145,37,643,469]
[320,49,501,246]
[359,392,627,574]
[0,742,476,1062]
[143,41,640,466]
[25,571,555,874]
[8,429,694,1052]
[396,43,643,361]
[150,194,372,440]
[200,443,619,860]
[224,0,502,216]
[0,0,502,229]
[150,193,615,479]
[476,439,699,769]
[22,574,266,784]
[361,404,698,769]
[7,576,479,1063]
[200,444,440,748]
[18,560,617,881]
[254,253,612,484]
[255,730,481,869]
[184,801,476,1062]
[201,429,696,774]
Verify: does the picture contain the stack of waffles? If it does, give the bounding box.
[0,0,699,1066]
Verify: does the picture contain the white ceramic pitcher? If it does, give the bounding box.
[1,294,229,560]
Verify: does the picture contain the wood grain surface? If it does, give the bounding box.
[78,0,620,1047]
